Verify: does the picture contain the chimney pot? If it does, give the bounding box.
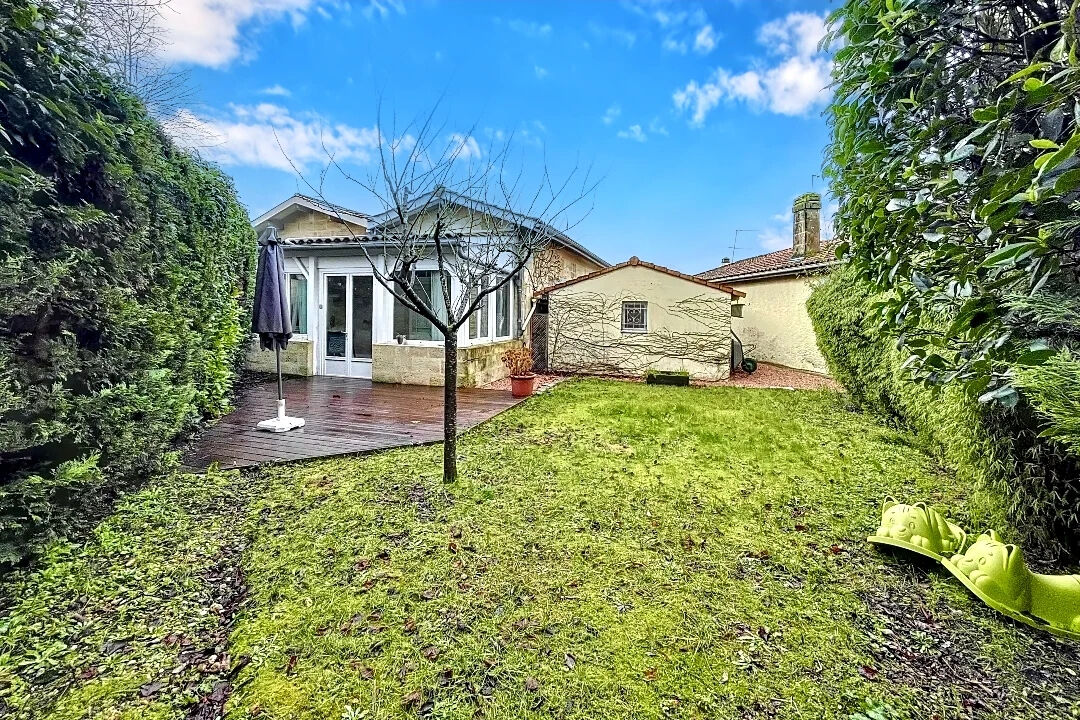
[792,192,821,259]
[721,257,731,264]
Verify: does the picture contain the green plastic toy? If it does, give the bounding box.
[867,498,968,561]
[942,530,1080,642]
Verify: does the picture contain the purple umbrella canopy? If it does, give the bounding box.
[252,226,292,351]
[251,226,305,432]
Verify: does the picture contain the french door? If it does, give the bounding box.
[321,273,374,378]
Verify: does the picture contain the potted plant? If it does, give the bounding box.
[501,344,537,398]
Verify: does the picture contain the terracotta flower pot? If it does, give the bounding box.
[510,374,537,398]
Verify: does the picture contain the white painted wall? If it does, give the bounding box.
[547,264,733,380]
[728,274,829,374]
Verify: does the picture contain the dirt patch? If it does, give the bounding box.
[859,566,1080,719]
[702,362,840,391]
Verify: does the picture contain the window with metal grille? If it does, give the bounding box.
[621,301,647,333]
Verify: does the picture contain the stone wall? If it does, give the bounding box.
[245,337,315,376]
[372,340,516,387]
[280,210,366,238]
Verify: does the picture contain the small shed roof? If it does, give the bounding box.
[535,256,745,299]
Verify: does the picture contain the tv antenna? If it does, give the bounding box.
[730,229,759,260]
[811,173,822,189]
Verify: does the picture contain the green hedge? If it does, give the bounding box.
[0,3,255,566]
[808,266,1080,557]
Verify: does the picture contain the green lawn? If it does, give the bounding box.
[2,380,1078,720]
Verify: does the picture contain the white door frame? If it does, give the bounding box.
[319,270,375,378]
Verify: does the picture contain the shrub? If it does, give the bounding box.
[0,3,255,566]
[809,266,1080,556]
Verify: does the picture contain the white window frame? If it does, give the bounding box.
[493,276,513,340]
[621,301,648,334]
[286,272,310,340]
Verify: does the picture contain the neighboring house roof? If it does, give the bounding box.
[368,188,608,268]
[697,242,841,283]
[252,193,371,231]
[535,256,746,299]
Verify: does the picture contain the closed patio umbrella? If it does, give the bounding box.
[252,226,305,432]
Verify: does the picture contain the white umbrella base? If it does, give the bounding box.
[257,399,306,432]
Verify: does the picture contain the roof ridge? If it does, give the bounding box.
[535,255,745,298]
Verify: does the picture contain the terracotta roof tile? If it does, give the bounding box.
[697,242,841,282]
[535,255,745,298]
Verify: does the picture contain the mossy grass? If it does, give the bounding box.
[3,381,1078,719]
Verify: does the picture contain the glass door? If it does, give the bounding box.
[322,273,374,378]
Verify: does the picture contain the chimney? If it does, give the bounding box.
[721,257,731,264]
[792,192,821,258]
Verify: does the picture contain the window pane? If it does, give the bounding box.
[326,275,347,356]
[468,278,490,340]
[393,270,447,341]
[351,275,373,359]
[622,301,647,332]
[288,274,308,334]
[495,280,511,337]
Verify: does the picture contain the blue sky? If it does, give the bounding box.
[162,0,835,272]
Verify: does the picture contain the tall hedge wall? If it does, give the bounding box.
[808,266,1080,557]
[0,2,255,565]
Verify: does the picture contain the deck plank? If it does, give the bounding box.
[183,376,523,471]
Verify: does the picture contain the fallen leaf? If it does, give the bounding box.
[358,665,375,680]
[404,617,417,633]
[422,646,440,661]
[285,654,299,675]
[643,667,657,682]
[139,681,165,698]
[564,653,576,670]
[420,588,439,601]
[859,665,879,681]
[525,676,540,692]
[403,689,424,708]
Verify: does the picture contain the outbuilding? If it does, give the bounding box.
[532,257,745,381]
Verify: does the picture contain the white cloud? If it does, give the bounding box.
[157,0,316,67]
[505,18,553,37]
[360,0,405,20]
[617,124,647,142]
[673,11,830,123]
[693,24,717,54]
[259,84,292,97]
[757,228,790,252]
[623,1,716,54]
[588,22,637,48]
[601,104,622,125]
[648,117,669,136]
[758,12,826,58]
[157,0,400,68]
[534,65,549,80]
[163,103,381,171]
[447,133,483,161]
[662,37,687,54]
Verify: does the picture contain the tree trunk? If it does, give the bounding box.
[442,328,458,483]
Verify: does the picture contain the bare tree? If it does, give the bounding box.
[64,0,194,117]
[288,107,598,482]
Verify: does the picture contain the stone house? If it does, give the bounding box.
[246,192,606,386]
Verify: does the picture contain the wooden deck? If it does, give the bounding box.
[183,376,524,471]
